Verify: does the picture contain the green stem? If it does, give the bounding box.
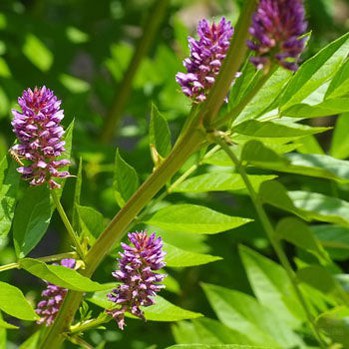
[69,314,110,335]
[51,190,85,259]
[100,0,170,142]
[202,0,258,128]
[213,132,327,349]
[39,125,207,349]
[0,252,77,273]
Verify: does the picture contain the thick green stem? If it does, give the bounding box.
[51,190,85,259]
[39,125,206,349]
[202,0,258,127]
[213,132,327,349]
[100,0,170,142]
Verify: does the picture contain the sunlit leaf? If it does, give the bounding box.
[145,204,252,234]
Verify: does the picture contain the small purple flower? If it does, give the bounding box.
[35,259,76,326]
[107,232,166,330]
[247,0,307,71]
[11,86,70,189]
[176,17,234,102]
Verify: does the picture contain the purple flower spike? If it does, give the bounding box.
[176,17,234,103]
[247,0,307,71]
[11,86,70,189]
[35,259,76,326]
[107,231,166,330]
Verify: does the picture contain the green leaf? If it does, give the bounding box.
[297,266,338,294]
[113,149,139,208]
[202,283,304,348]
[0,313,5,349]
[22,34,53,72]
[241,141,288,167]
[13,186,52,258]
[143,296,202,322]
[234,120,329,138]
[19,258,108,292]
[312,225,349,261]
[275,218,329,263]
[239,245,304,326]
[284,98,349,118]
[0,281,38,321]
[150,104,172,158]
[145,204,252,234]
[285,153,349,182]
[289,191,349,226]
[87,290,202,321]
[19,331,41,349]
[280,32,349,110]
[259,181,308,220]
[76,204,106,241]
[59,74,90,93]
[172,173,276,193]
[330,113,349,159]
[173,318,255,346]
[325,59,349,99]
[0,317,18,329]
[234,67,292,124]
[164,242,222,267]
[0,156,20,238]
[316,307,349,348]
[243,140,349,182]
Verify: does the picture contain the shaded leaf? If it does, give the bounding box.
[13,185,52,258]
[316,307,349,348]
[76,204,106,241]
[113,149,139,208]
[259,181,308,220]
[276,217,329,263]
[0,156,20,238]
[150,104,172,158]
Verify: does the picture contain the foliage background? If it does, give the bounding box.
[0,0,349,348]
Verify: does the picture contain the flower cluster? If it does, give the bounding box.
[176,17,234,102]
[11,86,70,189]
[35,259,76,326]
[107,232,166,330]
[247,0,307,71]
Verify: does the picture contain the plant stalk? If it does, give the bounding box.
[202,0,258,127]
[100,0,170,142]
[51,190,85,259]
[39,124,206,349]
[213,132,327,349]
